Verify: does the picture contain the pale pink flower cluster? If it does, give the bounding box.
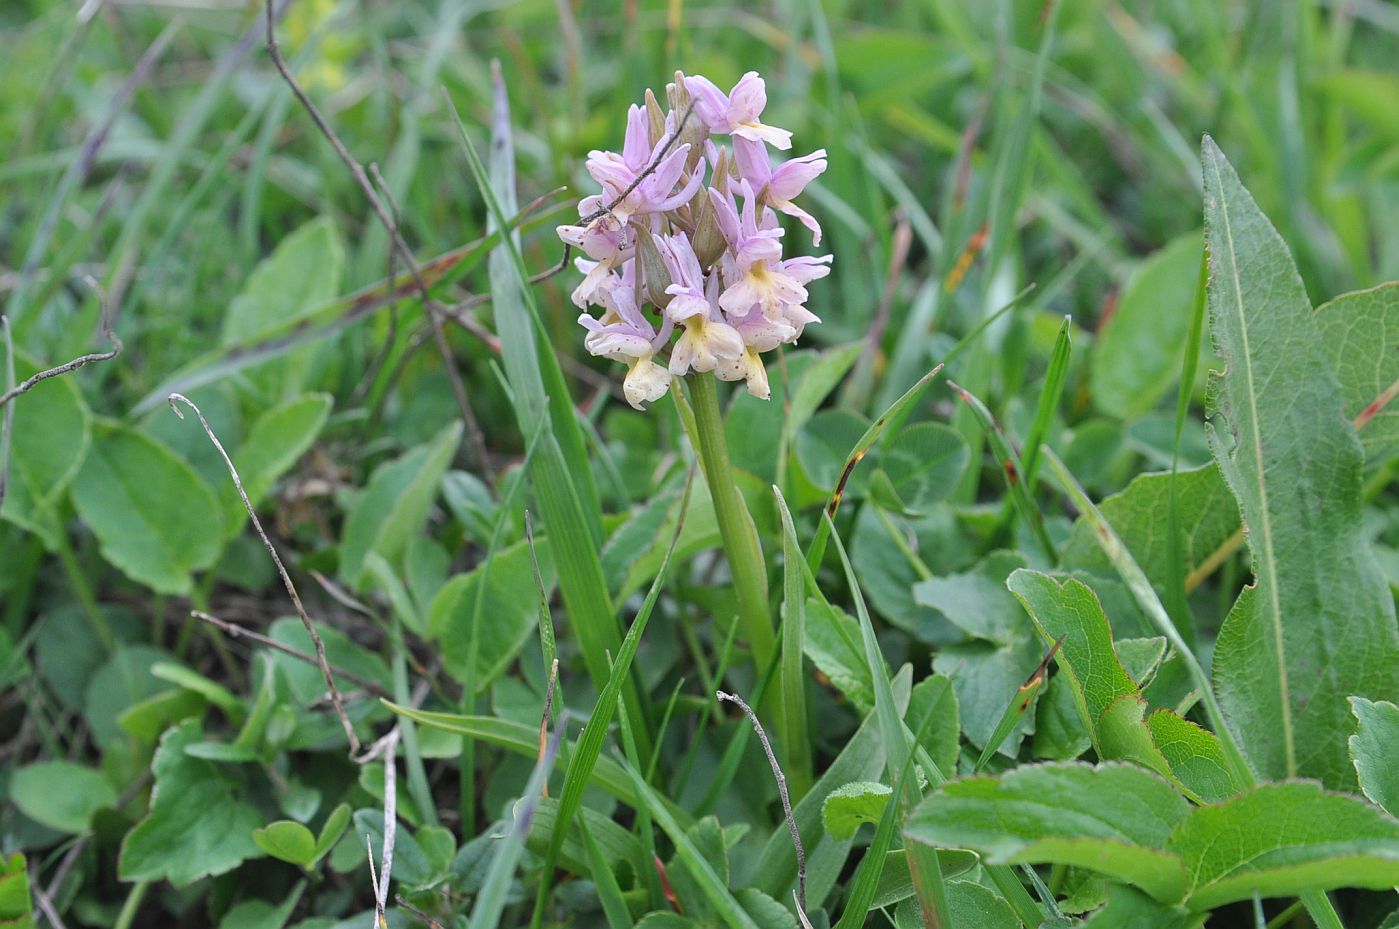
[557,71,831,409]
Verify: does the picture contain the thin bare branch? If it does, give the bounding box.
[0,317,14,515]
[190,610,390,697]
[716,689,806,909]
[375,728,400,921]
[168,393,359,754]
[0,313,122,406]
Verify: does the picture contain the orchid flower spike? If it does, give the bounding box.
[560,70,831,408]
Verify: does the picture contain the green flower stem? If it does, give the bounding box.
[684,373,775,675]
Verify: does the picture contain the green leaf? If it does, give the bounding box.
[1201,136,1399,787]
[0,853,34,928]
[10,761,116,833]
[428,537,554,691]
[1090,233,1205,419]
[1315,282,1399,462]
[221,217,343,396]
[217,882,303,929]
[338,421,461,589]
[869,422,969,514]
[1060,464,1238,597]
[223,393,332,536]
[906,762,1192,903]
[314,804,352,863]
[252,821,317,867]
[1170,781,1399,909]
[803,596,874,712]
[71,426,225,595]
[1079,885,1199,929]
[905,673,960,780]
[0,353,89,548]
[119,719,264,885]
[1145,710,1237,805]
[1348,697,1399,816]
[822,781,892,840]
[1008,570,1137,731]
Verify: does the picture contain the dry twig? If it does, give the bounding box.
[716,689,806,909]
[190,610,390,697]
[168,393,359,753]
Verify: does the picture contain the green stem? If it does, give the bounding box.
[684,374,775,674]
[113,880,149,929]
[54,527,113,653]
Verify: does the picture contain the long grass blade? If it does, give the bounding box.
[527,470,694,927]
[775,488,812,802]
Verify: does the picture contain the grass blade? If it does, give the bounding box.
[527,470,694,927]
[1164,248,1209,644]
[973,635,1063,773]
[947,380,1057,564]
[775,487,812,801]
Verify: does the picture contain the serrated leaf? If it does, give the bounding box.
[71,426,225,595]
[339,421,461,589]
[1348,696,1399,815]
[1315,282,1399,461]
[1170,781,1399,909]
[252,821,317,867]
[224,393,332,537]
[822,781,892,840]
[1201,137,1399,788]
[906,762,1192,903]
[119,720,264,885]
[10,761,116,833]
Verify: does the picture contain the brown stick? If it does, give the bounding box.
[168,393,359,753]
[190,610,390,697]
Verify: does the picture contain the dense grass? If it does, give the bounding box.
[3,2,1399,929]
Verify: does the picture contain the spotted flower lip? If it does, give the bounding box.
[562,70,831,407]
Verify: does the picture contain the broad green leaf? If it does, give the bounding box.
[223,393,332,536]
[1090,233,1205,419]
[1146,711,1236,805]
[252,821,317,867]
[1348,697,1399,815]
[1080,885,1199,929]
[10,761,116,833]
[71,426,225,595]
[117,687,206,742]
[0,853,34,928]
[428,537,555,692]
[119,720,264,885]
[338,421,461,589]
[1170,781,1399,909]
[217,882,303,929]
[0,353,89,548]
[919,552,1043,754]
[84,645,175,750]
[221,217,343,377]
[1008,570,1136,730]
[906,762,1192,903]
[803,596,874,712]
[1315,282,1399,462]
[905,673,960,779]
[822,781,892,840]
[869,422,969,514]
[1201,137,1399,787]
[1060,465,1238,597]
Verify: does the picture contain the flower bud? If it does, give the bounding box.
[644,89,666,149]
[632,223,673,309]
[668,70,708,171]
[690,185,727,272]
